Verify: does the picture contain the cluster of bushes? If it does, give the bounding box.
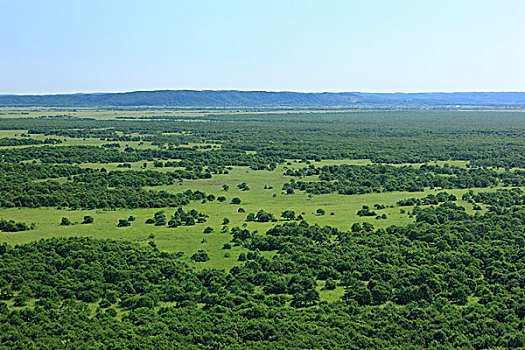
[463,188,525,208]
[356,206,376,217]
[145,208,208,228]
[246,210,277,223]
[0,219,33,232]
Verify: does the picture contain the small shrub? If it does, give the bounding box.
[82,216,94,224]
[191,250,210,262]
[60,217,71,226]
[117,219,131,227]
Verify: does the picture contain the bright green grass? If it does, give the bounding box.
[317,281,345,303]
[0,206,246,270]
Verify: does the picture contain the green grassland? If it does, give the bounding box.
[0,127,515,275]
[0,161,504,273]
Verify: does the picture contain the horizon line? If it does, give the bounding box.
[1,89,525,96]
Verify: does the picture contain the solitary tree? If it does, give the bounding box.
[281,210,296,220]
[60,217,71,226]
[82,216,94,224]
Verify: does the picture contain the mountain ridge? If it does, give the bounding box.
[1,90,525,107]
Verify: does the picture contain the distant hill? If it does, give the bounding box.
[1,90,525,107]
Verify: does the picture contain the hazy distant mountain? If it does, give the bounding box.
[1,90,525,107]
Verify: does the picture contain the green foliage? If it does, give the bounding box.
[0,137,61,146]
[237,182,250,191]
[81,215,94,224]
[1,109,525,348]
[167,207,208,228]
[356,205,376,217]
[284,164,507,195]
[60,217,71,226]
[281,210,296,220]
[0,212,523,349]
[117,219,131,227]
[0,162,209,209]
[246,210,277,223]
[0,219,32,232]
[190,250,210,262]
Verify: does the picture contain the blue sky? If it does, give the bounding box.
[1,0,524,94]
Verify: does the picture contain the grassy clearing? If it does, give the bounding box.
[317,281,346,303]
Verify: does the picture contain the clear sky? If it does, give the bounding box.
[1,0,524,94]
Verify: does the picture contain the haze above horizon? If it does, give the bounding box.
[1,0,524,94]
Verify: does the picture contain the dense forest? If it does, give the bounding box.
[283,164,524,195]
[0,162,208,209]
[1,189,524,348]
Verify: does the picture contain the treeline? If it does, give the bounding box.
[0,175,206,209]
[73,169,211,187]
[0,162,88,182]
[0,145,281,170]
[0,161,213,185]
[0,137,62,146]
[463,188,525,209]
[0,162,214,209]
[282,164,523,195]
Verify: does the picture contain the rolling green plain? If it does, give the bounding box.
[1,107,525,348]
